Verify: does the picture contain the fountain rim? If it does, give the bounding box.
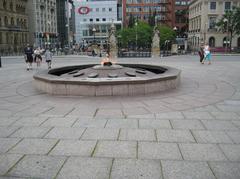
[33,63,181,86]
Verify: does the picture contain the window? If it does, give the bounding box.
[102,18,106,21]
[3,0,7,9]
[210,2,216,10]
[225,2,231,10]
[223,37,230,47]
[83,19,87,22]
[109,8,112,12]
[209,17,216,29]
[90,18,93,22]
[10,2,13,11]
[209,37,215,47]
[96,18,99,22]
[102,8,105,12]
[96,8,99,12]
[4,16,8,26]
[237,37,240,47]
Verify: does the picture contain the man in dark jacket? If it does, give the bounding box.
[198,45,204,64]
[24,44,34,70]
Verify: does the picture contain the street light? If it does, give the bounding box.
[92,27,96,43]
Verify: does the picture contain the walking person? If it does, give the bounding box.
[45,49,53,69]
[203,43,212,65]
[34,47,42,67]
[24,44,34,70]
[198,44,204,64]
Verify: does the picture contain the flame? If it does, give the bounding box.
[100,55,117,66]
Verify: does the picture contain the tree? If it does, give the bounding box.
[148,9,156,27]
[117,21,153,49]
[157,25,176,49]
[217,6,240,51]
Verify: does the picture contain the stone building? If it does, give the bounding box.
[188,0,240,51]
[122,0,175,28]
[0,0,29,55]
[175,0,189,37]
[27,0,58,48]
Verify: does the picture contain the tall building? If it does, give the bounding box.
[74,0,122,46]
[27,0,58,48]
[175,0,189,37]
[0,0,29,55]
[122,0,175,27]
[188,0,240,51]
[56,0,74,48]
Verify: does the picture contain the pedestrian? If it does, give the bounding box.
[45,49,53,69]
[24,44,34,70]
[34,47,42,67]
[198,44,204,63]
[203,43,212,65]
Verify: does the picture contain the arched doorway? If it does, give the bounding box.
[209,37,215,47]
[223,37,229,47]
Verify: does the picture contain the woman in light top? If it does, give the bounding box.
[203,44,212,65]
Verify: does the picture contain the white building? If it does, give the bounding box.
[27,0,58,48]
[74,0,121,47]
[188,0,240,51]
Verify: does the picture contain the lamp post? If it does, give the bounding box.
[223,18,229,52]
[92,27,96,44]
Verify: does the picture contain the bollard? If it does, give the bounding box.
[0,56,1,68]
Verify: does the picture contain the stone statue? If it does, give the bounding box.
[151,26,160,57]
[108,20,118,59]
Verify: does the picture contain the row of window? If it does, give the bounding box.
[210,1,232,10]
[175,1,189,6]
[0,32,28,44]
[126,6,166,13]
[0,16,27,29]
[87,7,114,13]
[126,0,167,3]
[79,18,115,23]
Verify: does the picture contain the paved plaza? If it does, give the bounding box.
[0,54,240,179]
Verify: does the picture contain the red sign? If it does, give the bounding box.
[78,6,90,14]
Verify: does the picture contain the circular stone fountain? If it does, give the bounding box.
[33,63,181,96]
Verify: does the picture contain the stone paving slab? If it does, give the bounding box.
[0,154,23,175]
[138,142,182,160]
[219,144,240,161]
[162,160,215,179]
[105,119,138,129]
[170,119,205,130]
[139,119,171,129]
[0,118,20,127]
[8,138,58,155]
[210,111,240,120]
[94,141,137,159]
[226,131,240,144]
[10,126,51,138]
[201,120,239,130]
[111,159,162,179]
[49,140,97,157]
[156,129,195,143]
[209,161,240,179]
[11,117,48,127]
[182,111,214,120]
[179,143,227,161]
[81,128,119,140]
[192,130,233,144]
[7,155,66,179]
[44,127,85,139]
[56,157,112,179]
[73,119,107,128]
[41,117,78,127]
[0,127,19,138]
[0,138,21,154]
[119,129,156,141]
[155,112,184,120]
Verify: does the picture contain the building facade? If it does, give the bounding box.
[74,0,121,47]
[56,0,75,48]
[0,0,29,55]
[27,0,58,48]
[122,0,175,27]
[188,0,240,51]
[175,0,189,37]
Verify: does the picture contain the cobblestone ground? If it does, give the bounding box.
[0,55,240,179]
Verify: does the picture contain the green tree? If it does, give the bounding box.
[118,21,153,49]
[217,6,240,51]
[157,25,176,48]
